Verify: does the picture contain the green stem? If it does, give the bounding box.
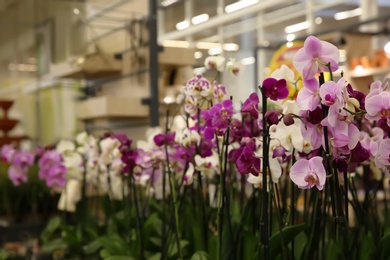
[131,175,145,260]
[260,86,269,259]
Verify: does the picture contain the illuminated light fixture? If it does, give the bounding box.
[225,0,259,14]
[334,8,362,21]
[161,0,179,7]
[73,8,80,15]
[315,17,323,25]
[286,41,294,48]
[196,42,221,49]
[162,40,190,48]
[191,13,209,25]
[286,34,295,42]
[176,20,190,30]
[194,51,203,59]
[384,41,390,54]
[262,40,270,47]
[208,47,223,56]
[284,21,310,34]
[223,43,239,51]
[241,57,256,65]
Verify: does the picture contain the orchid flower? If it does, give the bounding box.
[204,56,225,71]
[290,156,326,190]
[293,35,339,81]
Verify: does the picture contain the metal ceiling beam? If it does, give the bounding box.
[84,0,129,24]
[158,0,290,42]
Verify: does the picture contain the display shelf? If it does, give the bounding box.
[348,66,390,78]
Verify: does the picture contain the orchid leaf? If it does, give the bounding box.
[381,232,390,259]
[168,240,189,257]
[268,223,306,259]
[190,251,209,260]
[84,239,102,255]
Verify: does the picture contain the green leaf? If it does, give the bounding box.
[149,237,162,247]
[191,251,209,260]
[41,238,67,252]
[326,241,342,260]
[168,240,189,257]
[40,216,61,243]
[0,249,10,260]
[84,239,102,255]
[104,257,136,260]
[268,223,307,259]
[381,232,390,259]
[147,253,162,260]
[143,213,162,238]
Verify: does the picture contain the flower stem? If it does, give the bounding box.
[130,175,145,260]
[260,86,269,259]
[163,109,183,260]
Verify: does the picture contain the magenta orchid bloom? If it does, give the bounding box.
[319,78,344,106]
[208,99,234,129]
[241,92,260,119]
[290,156,326,190]
[293,35,339,80]
[8,165,29,186]
[262,78,289,101]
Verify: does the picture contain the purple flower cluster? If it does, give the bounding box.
[38,150,67,189]
[1,145,34,186]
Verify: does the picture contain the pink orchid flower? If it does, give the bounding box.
[293,35,339,80]
[290,156,326,190]
[374,139,390,178]
[319,78,344,106]
[365,90,390,124]
[296,78,320,111]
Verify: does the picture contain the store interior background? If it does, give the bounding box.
[0,0,389,147]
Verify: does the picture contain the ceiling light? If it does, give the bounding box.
[286,41,294,48]
[162,40,190,48]
[385,41,390,54]
[191,13,209,25]
[284,21,310,34]
[161,0,179,7]
[241,57,255,65]
[315,17,322,25]
[286,34,295,42]
[196,42,221,49]
[223,43,239,51]
[262,41,270,47]
[225,0,259,14]
[194,51,203,59]
[208,47,223,56]
[73,8,80,15]
[176,20,190,30]
[334,8,362,21]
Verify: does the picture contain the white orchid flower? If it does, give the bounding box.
[205,56,225,72]
[194,153,219,178]
[175,128,201,147]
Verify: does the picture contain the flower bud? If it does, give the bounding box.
[265,110,280,126]
[283,114,294,126]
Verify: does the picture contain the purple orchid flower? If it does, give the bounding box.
[293,35,339,80]
[262,78,289,101]
[8,165,28,186]
[241,92,260,119]
[290,156,326,190]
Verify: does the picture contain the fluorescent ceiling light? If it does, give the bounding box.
[208,47,223,56]
[223,43,239,51]
[194,51,203,59]
[241,57,255,65]
[334,8,362,20]
[286,34,295,42]
[315,17,322,25]
[225,0,259,14]
[284,21,310,34]
[162,40,190,48]
[196,42,221,49]
[176,20,190,30]
[192,13,209,25]
[385,41,390,54]
[73,8,80,15]
[161,0,179,7]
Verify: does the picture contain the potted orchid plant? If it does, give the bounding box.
[2,35,390,259]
